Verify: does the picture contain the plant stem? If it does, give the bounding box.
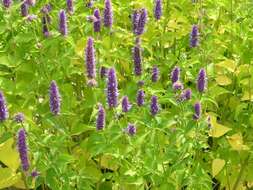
[232,154,250,190]
[22,172,29,190]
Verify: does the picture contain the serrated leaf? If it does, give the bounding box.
[212,159,225,177]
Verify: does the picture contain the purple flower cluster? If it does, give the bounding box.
[100,66,108,78]
[136,90,145,107]
[122,96,132,112]
[107,68,118,108]
[190,25,199,48]
[179,89,192,101]
[26,0,36,6]
[0,91,8,122]
[103,0,113,28]
[171,66,180,84]
[13,112,25,123]
[66,0,74,14]
[85,37,96,79]
[124,123,136,136]
[2,0,12,8]
[93,9,101,32]
[17,128,29,171]
[173,81,184,91]
[133,8,148,36]
[59,10,68,36]
[150,96,159,116]
[132,40,142,76]
[154,0,162,20]
[49,81,61,115]
[96,104,105,130]
[197,68,207,93]
[21,3,29,17]
[193,101,201,120]
[152,65,159,82]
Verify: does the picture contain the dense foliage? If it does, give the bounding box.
[0,0,253,189]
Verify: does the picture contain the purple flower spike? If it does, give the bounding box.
[103,0,113,28]
[41,3,52,14]
[31,170,39,178]
[197,68,207,93]
[136,8,147,36]
[14,113,25,123]
[107,68,118,108]
[27,14,37,22]
[171,66,180,84]
[59,10,68,36]
[86,0,94,8]
[132,10,140,34]
[173,81,184,91]
[193,101,201,120]
[100,66,108,78]
[125,123,136,136]
[17,128,29,171]
[190,25,199,48]
[42,16,50,37]
[122,96,132,112]
[181,89,192,101]
[66,0,74,14]
[132,41,142,76]
[136,90,145,107]
[94,9,101,32]
[154,0,162,20]
[49,81,61,115]
[137,80,144,87]
[96,104,105,130]
[0,91,8,122]
[150,96,159,116]
[85,37,96,79]
[21,3,29,17]
[152,65,159,82]
[26,0,36,6]
[2,0,12,8]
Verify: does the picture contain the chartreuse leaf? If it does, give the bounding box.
[212,159,225,177]
[215,75,232,86]
[0,168,20,189]
[241,91,253,101]
[216,59,237,72]
[209,116,231,138]
[227,133,249,151]
[0,138,20,171]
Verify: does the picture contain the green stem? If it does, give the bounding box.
[22,172,29,190]
[232,154,250,190]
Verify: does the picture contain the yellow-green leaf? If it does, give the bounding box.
[212,159,225,177]
[209,116,231,138]
[215,75,232,86]
[241,91,253,101]
[0,168,21,189]
[227,133,249,151]
[216,59,236,72]
[0,138,20,171]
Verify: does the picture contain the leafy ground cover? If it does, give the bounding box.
[0,0,253,189]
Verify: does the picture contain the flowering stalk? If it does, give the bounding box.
[124,123,136,136]
[94,9,101,32]
[85,37,96,79]
[150,96,159,116]
[21,2,29,17]
[152,65,159,82]
[96,104,105,130]
[136,8,147,36]
[193,101,201,120]
[0,91,8,122]
[42,16,50,37]
[132,39,142,76]
[2,0,12,8]
[136,90,145,107]
[66,0,74,14]
[154,0,162,20]
[107,68,118,108]
[197,68,207,93]
[103,0,113,28]
[122,96,132,112]
[17,128,29,172]
[171,66,180,84]
[59,9,68,36]
[14,112,25,123]
[190,25,199,48]
[49,81,61,115]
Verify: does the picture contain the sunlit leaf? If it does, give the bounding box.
[227,133,249,151]
[212,158,225,177]
[216,59,236,72]
[0,168,20,189]
[209,116,231,138]
[215,75,232,86]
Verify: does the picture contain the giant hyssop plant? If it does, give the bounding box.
[0,0,252,190]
